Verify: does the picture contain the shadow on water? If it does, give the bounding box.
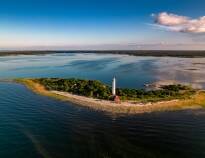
[59,57,120,70]
[17,123,53,158]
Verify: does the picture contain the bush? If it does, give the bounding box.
[37,78,194,101]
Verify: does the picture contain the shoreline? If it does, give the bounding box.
[15,79,205,114]
[2,50,205,57]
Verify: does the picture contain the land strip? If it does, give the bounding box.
[2,50,205,57]
[15,78,205,114]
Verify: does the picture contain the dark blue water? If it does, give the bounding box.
[1,53,205,157]
[1,82,205,158]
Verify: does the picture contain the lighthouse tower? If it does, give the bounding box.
[112,77,120,103]
[112,77,116,96]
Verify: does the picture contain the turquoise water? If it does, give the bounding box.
[1,53,205,157]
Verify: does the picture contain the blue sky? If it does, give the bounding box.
[1,0,205,50]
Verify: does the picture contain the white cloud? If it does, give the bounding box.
[153,12,205,33]
[155,12,189,26]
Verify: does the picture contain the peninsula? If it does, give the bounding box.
[16,78,205,114]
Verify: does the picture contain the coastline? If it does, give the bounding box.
[2,50,205,57]
[16,79,205,114]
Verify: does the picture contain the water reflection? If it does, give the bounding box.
[1,53,205,88]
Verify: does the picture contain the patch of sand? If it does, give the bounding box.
[16,79,205,114]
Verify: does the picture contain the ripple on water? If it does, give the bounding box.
[1,82,205,158]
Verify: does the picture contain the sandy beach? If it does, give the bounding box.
[17,79,205,114]
[51,90,181,107]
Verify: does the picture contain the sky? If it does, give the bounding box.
[1,0,205,50]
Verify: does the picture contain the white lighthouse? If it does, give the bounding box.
[112,77,116,96]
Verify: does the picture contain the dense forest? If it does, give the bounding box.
[36,78,196,102]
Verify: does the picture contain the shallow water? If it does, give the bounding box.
[1,53,205,88]
[1,53,205,157]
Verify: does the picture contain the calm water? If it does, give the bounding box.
[1,53,205,157]
[1,53,205,88]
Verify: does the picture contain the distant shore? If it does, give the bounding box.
[16,79,205,114]
[2,50,205,57]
